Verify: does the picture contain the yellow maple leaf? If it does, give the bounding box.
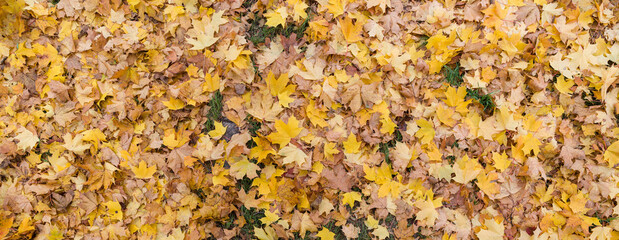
[324,142,340,159]
[306,100,328,127]
[163,5,185,22]
[297,212,318,236]
[492,152,511,172]
[0,216,13,239]
[415,119,435,145]
[266,72,296,107]
[426,32,457,55]
[208,121,227,139]
[63,133,92,155]
[49,154,71,173]
[519,133,541,156]
[326,0,346,18]
[372,225,390,240]
[341,191,362,208]
[343,133,361,154]
[186,25,219,50]
[16,215,34,234]
[498,33,526,58]
[260,210,280,225]
[476,218,504,240]
[47,225,63,240]
[162,129,190,149]
[604,141,619,167]
[453,155,482,184]
[288,0,308,21]
[377,180,401,198]
[250,137,276,162]
[82,128,106,150]
[379,116,396,134]
[316,228,335,240]
[212,170,230,186]
[255,226,277,240]
[130,160,157,179]
[278,145,308,167]
[365,215,379,229]
[267,116,302,146]
[476,171,500,196]
[230,157,260,179]
[15,127,39,151]
[127,0,140,7]
[264,7,288,27]
[555,75,574,95]
[415,198,440,226]
[202,73,220,93]
[103,201,123,221]
[339,16,363,43]
[163,97,185,110]
[436,104,456,127]
[443,86,470,114]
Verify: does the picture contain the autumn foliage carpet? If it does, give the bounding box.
[1,0,619,239]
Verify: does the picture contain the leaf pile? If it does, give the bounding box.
[1,0,619,239]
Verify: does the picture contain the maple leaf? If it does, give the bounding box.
[519,133,541,156]
[266,72,296,107]
[341,191,362,208]
[260,210,280,225]
[47,226,64,240]
[267,116,302,146]
[343,133,362,154]
[230,157,260,179]
[476,171,500,196]
[326,0,345,18]
[392,142,418,171]
[186,25,218,50]
[443,86,470,113]
[415,198,440,226]
[339,17,363,43]
[555,75,574,95]
[373,225,390,240]
[415,119,435,145]
[81,128,106,151]
[453,155,482,184]
[554,16,578,43]
[318,199,334,215]
[492,152,511,172]
[202,73,221,93]
[264,7,288,27]
[476,218,504,240]
[379,116,397,134]
[63,133,92,155]
[15,127,39,151]
[436,104,456,126]
[103,201,123,221]
[130,160,157,179]
[288,0,308,21]
[306,100,329,127]
[255,226,277,240]
[16,215,34,235]
[278,145,308,167]
[162,97,185,110]
[247,92,284,122]
[316,228,336,240]
[342,224,359,239]
[0,216,13,239]
[294,212,317,236]
[604,141,619,167]
[208,121,227,139]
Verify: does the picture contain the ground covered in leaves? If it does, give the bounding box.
[1,0,619,239]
